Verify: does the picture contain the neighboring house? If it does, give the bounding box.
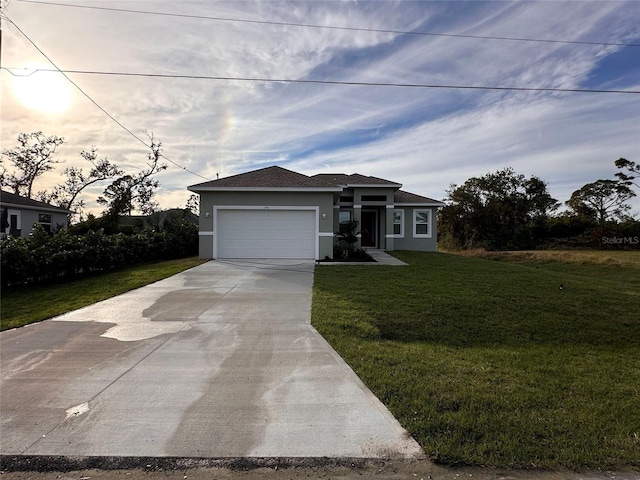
[0,190,71,239]
[118,209,199,230]
[188,165,444,260]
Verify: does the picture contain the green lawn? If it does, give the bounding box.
[311,251,640,469]
[0,257,207,331]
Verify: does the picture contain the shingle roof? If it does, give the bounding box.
[190,166,330,189]
[394,190,444,205]
[188,166,441,206]
[308,173,351,186]
[1,190,71,212]
[311,173,401,187]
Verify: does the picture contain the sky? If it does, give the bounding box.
[1,0,640,217]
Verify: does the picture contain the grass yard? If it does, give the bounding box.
[0,257,207,331]
[311,250,640,469]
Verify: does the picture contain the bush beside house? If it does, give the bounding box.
[1,211,198,289]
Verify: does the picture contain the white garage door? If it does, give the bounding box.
[217,209,316,259]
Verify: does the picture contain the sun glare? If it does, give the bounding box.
[12,69,73,114]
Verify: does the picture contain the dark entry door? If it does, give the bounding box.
[360,210,377,247]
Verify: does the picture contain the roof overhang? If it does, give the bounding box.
[1,202,71,214]
[394,202,445,207]
[344,183,402,189]
[188,186,344,193]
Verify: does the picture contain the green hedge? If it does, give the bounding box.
[1,220,198,288]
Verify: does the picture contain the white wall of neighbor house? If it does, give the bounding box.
[3,208,68,237]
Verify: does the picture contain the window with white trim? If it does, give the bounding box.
[413,209,432,238]
[38,213,52,233]
[393,210,404,237]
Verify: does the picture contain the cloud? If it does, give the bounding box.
[2,0,639,215]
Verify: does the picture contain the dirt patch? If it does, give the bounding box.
[449,248,640,267]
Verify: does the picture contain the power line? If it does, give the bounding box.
[15,0,640,49]
[3,66,639,95]
[1,14,212,181]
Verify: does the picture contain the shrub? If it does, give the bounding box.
[1,220,198,289]
[335,220,360,258]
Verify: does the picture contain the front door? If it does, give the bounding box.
[360,210,377,247]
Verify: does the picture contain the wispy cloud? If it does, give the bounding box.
[2,0,639,214]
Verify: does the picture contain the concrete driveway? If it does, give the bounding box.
[1,260,422,458]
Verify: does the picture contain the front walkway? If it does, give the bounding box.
[364,249,408,265]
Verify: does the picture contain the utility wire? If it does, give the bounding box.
[3,66,639,95]
[2,14,212,181]
[15,0,640,49]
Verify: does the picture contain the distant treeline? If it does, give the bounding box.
[437,164,640,251]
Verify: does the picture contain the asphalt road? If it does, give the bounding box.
[0,259,422,458]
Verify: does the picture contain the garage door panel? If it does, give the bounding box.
[217,209,316,259]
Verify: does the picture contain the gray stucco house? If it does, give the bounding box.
[1,190,70,239]
[188,166,444,260]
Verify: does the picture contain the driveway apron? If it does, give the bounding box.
[0,260,423,458]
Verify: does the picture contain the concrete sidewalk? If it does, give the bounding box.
[364,249,408,265]
[0,260,422,458]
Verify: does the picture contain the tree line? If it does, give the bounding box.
[1,132,199,288]
[2,131,638,257]
[438,159,640,250]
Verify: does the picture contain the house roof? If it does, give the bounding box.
[311,173,402,188]
[189,166,402,191]
[188,166,442,206]
[119,209,199,227]
[1,190,71,213]
[189,166,342,191]
[394,190,445,206]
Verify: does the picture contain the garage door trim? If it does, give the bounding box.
[213,205,319,259]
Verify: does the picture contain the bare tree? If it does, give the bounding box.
[36,147,123,221]
[98,135,167,218]
[1,132,64,198]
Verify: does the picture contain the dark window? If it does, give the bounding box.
[338,210,352,234]
[361,195,387,202]
[339,210,352,224]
